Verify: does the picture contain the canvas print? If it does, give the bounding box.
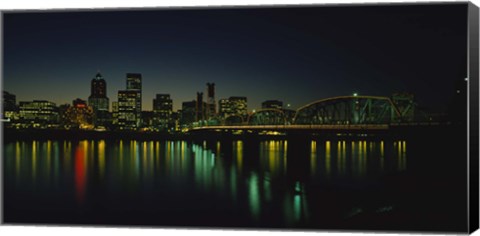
[2,2,479,233]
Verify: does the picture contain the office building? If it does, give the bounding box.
[88,72,110,126]
[218,98,231,118]
[153,94,173,131]
[262,100,283,109]
[206,83,216,119]
[117,90,140,130]
[196,92,207,122]
[17,100,58,128]
[229,96,248,117]
[181,100,197,126]
[126,73,142,126]
[3,91,17,120]
[63,98,94,129]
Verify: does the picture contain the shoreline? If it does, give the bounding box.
[3,124,463,143]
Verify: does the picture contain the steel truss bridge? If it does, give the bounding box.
[189,95,436,132]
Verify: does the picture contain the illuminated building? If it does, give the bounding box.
[228,96,248,117]
[141,111,155,131]
[63,98,94,129]
[261,100,283,109]
[181,100,196,127]
[117,90,140,130]
[196,92,206,122]
[206,83,216,119]
[112,101,119,126]
[17,100,59,128]
[126,73,142,127]
[218,98,231,118]
[153,94,173,131]
[217,96,247,122]
[88,72,110,127]
[3,91,17,121]
[58,104,71,127]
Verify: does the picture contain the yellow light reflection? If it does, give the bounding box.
[63,141,72,174]
[15,142,21,181]
[216,141,221,155]
[46,140,52,180]
[143,141,148,179]
[32,141,37,182]
[236,141,243,171]
[98,140,106,180]
[133,141,140,181]
[155,141,160,169]
[310,141,317,176]
[361,141,367,177]
[380,141,385,172]
[283,140,288,174]
[336,141,344,175]
[325,141,331,178]
[397,141,407,171]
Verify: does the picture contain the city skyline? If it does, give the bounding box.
[4,4,468,112]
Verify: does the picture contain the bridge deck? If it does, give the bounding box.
[190,124,390,131]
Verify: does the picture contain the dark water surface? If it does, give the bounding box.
[3,131,467,232]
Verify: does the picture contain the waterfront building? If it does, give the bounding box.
[261,100,283,109]
[218,98,231,118]
[17,100,58,128]
[206,83,216,119]
[141,111,155,131]
[181,100,196,127]
[229,96,248,118]
[117,90,140,130]
[112,101,119,126]
[88,72,110,127]
[3,91,17,121]
[153,94,173,131]
[126,73,142,127]
[196,92,206,122]
[63,98,94,129]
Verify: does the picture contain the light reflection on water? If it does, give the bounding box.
[5,139,407,225]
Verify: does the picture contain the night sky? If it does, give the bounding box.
[3,3,468,111]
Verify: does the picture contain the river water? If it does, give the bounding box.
[2,134,467,232]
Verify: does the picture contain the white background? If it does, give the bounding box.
[0,0,479,236]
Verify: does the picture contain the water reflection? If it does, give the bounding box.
[5,139,408,226]
[74,141,87,204]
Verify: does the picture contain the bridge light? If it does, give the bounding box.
[353,93,358,97]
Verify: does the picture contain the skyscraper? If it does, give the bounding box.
[126,73,142,90]
[206,83,216,119]
[126,73,142,127]
[153,94,173,131]
[88,72,110,127]
[117,90,140,130]
[196,92,206,122]
[181,100,197,127]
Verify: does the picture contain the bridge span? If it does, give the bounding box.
[190,124,389,132]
